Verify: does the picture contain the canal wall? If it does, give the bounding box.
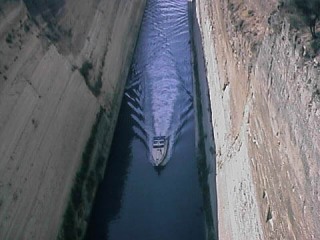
[0,0,146,239]
[190,1,218,239]
[193,0,320,239]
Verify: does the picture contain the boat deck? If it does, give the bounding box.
[152,136,168,166]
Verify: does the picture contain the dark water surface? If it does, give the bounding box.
[86,0,205,239]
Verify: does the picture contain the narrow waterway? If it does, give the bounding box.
[85,0,205,239]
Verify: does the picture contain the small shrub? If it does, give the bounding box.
[71,174,84,211]
[62,206,77,240]
[79,61,103,97]
[248,10,254,17]
[6,33,13,44]
[311,39,320,54]
[235,19,244,31]
[284,0,320,38]
[59,108,105,239]
[314,88,320,102]
[71,65,77,72]
[91,75,102,97]
[86,171,96,202]
[79,60,93,81]
[95,155,105,180]
[24,23,30,32]
[289,14,303,30]
[45,31,59,42]
[67,28,72,37]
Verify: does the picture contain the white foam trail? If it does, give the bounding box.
[125,0,193,165]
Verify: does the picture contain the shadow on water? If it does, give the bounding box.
[85,0,215,239]
[85,75,136,239]
[85,93,205,240]
[189,1,219,239]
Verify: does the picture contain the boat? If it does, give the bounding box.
[152,136,168,166]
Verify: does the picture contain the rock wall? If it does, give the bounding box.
[190,1,218,239]
[194,0,320,239]
[0,0,146,239]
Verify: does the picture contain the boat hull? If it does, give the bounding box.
[152,136,168,166]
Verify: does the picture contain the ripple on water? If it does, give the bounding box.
[126,0,193,165]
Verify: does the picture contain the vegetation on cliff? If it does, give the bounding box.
[59,108,107,240]
[282,0,320,38]
[23,0,65,18]
[79,60,103,97]
[22,0,74,50]
[281,0,320,56]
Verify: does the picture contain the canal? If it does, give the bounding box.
[85,0,206,239]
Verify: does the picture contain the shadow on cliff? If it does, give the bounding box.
[189,1,219,240]
[84,69,136,240]
[23,0,67,44]
[23,0,65,19]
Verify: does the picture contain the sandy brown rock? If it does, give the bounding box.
[194,0,320,239]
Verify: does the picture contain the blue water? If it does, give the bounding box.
[85,0,205,239]
[127,0,194,165]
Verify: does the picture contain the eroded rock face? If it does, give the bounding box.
[0,0,146,239]
[194,0,320,239]
[250,21,320,240]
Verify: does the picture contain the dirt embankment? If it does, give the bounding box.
[0,0,146,239]
[194,0,320,239]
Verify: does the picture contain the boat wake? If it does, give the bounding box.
[124,0,192,166]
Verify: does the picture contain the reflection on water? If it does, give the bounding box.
[85,0,205,239]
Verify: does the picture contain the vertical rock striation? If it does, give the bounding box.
[194,0,320,239]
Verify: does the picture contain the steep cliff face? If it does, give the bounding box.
[0,0,146,239]
[194,0,320,239]
[250,22,320,240]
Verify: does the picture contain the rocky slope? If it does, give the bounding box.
[193,0,320,239]
[0,0,146,239]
